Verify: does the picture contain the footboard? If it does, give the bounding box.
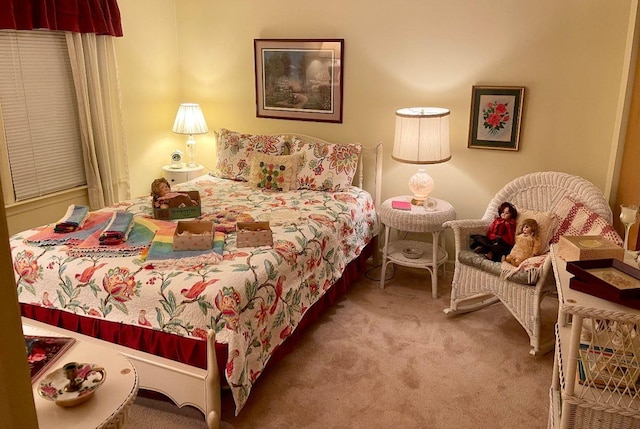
[22,317,221,429]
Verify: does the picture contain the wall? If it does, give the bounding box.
[115,0,182,199]
[114,0,634,220]
[170,0,633,222]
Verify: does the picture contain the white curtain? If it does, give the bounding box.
[65,32,129,208]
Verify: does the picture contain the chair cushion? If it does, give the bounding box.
[458,250,536,285]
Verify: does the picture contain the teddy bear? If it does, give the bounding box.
[504,218,542,266]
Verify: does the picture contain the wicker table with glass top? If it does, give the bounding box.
[378,196,456,298]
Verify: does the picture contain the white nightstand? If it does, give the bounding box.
[162,164,205,185]
[378,196,456,298]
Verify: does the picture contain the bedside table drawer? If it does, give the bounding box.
[162,165,205,185]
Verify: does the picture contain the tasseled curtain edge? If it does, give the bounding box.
[0,0,123,37]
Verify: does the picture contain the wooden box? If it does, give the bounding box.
[236,221,273,248]
[173,221,213,251]
[153,191,202,220]
[567,258,640,309]
[557,235,624,262]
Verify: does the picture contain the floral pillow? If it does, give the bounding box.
[550,196,622,245]
[289,137,361,191]
[248,153,299,192]
[214,128,287,181]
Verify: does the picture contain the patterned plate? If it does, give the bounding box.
[37,363,106,407]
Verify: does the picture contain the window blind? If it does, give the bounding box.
[0,30,85,202]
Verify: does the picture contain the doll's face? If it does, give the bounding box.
[522,224,533,235]
[158,182,171,197]
[500,207,513,220]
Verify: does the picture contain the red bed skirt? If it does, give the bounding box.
[21,241,374,376]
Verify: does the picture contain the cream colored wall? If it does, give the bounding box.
[115,0,634,220]
[115,0,182,199]
[185,1,633,218]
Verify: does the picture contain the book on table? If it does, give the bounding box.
[25,335,76,382]
[391,200,412,211]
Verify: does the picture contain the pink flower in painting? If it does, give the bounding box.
[482,101,511,134]
[102,267,137,303]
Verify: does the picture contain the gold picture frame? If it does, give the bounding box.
[468,85,525,151]
[254,39,344,123]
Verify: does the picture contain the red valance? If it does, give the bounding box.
[0,0,123,37]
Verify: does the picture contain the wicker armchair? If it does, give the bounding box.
[443,171,614,356]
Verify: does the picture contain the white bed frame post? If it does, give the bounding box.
[205,329,221,429]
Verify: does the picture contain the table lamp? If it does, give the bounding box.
[392,107,451,206]
[172,103,209,167]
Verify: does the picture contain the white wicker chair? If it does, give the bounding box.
[443,171,613,356]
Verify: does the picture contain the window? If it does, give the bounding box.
[0,30,86,204]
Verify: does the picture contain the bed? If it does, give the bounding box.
[11,130,382,429]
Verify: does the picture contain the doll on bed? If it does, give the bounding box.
[504,218,543,266]
[150,178,198,209]
[470,201,518,262]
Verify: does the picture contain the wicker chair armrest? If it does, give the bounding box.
[532,252,556,295]
[443,219,491,257]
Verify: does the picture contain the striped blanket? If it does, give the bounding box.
[144,226,225,269]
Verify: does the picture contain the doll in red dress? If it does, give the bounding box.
[470,202,518,262]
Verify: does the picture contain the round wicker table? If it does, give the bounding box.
[378,196,456,298]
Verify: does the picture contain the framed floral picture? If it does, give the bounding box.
[468,85,525,151]
[254,39,344,123]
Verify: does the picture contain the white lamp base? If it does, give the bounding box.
[408,167,434,206]
[185,135,197,168]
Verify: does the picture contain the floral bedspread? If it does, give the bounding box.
[11,174,378,413]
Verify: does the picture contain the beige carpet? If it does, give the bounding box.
[125,260,557,429]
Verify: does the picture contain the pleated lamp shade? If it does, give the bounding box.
[392,107,451,205]
[172,103,208,167]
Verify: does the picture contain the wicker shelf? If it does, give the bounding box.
[549,245,640,429]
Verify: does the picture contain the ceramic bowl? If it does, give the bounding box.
[38,362,106,407]
[402,248,423,259]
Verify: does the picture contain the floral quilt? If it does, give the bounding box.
[11,174,378,413]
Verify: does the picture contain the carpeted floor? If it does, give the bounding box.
[125,260,557,429]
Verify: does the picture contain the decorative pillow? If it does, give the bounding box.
[516,208,558,253]
[214,129,287,181]
[289,137,361,191]
[248,153,299,192]
[550,196,622,246]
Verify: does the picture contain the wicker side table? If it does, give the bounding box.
[549,245,640,429]
[378,196,456,298]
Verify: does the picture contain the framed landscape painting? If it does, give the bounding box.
[254,39,344,123]
[468,85,525,151]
